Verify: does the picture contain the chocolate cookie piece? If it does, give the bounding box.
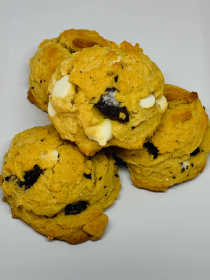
[65,201,88,215]
[0,125,121,244]
[96,87,129,122]
[190,147,200,156]
[143,142,159,159]
[17,165,43,190]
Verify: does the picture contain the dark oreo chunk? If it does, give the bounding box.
[190,147,200,156]
[96,87,129,122]
[144,142,159,159]
[84,173,92,179]
[5,176,11,182]
[18,164,43,190]
[65,201,88,215]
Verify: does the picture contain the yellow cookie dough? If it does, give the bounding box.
[115,84,210,191]
[1,125,121,244]
[28,29,116,111]
[48,41,166,156]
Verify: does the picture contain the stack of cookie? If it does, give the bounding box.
[1,29,210,244]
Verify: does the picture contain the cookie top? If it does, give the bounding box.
[58,29,116,52]
[1,125,121,216]
[149,84,208,157]
[115,84,210,191]
[116,84,208,163]
[48,41,166,156]
[28,29,116,111]
[123,121,210,192]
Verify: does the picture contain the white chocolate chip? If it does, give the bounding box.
[51,150,59,161]
[139,94,155,108]
[40,150,59,162]
[113,56,121,63]
[86,119,113,146]
[48,101,57,117]
[156,95,168,111]
[52,75,75,98]
[40,153,47,158]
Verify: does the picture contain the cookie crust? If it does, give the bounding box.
[1,125,121,244]
[115,84,210,191]
[48,41,165,155]
[28,29,116,111]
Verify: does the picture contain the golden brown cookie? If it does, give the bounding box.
[28,29,116,111]
[1,125,121,244]
[58,28,116,52]
[115,84,210,191]
[48,41,166,156]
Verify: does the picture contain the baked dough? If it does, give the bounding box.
[1,125,121,244]
[28,29,116,111]
[48,41,166,156]
[115,84,210,191]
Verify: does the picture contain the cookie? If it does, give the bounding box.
[115,84,210,191]
[1,125,121,244]
[48,41,166,156]
[28,29,116,111]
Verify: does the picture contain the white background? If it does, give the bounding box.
[0,0,210,279]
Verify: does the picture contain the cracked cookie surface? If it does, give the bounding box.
[48,41,166,156]
[28,29,116,111]
[1,125,121,244]
[115,84,210,191]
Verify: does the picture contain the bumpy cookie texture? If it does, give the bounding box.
[48,41,166,156]
[1,125,121,244]
[115,84,210,191]
[58,29,116,52]
[28,29,116,112]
